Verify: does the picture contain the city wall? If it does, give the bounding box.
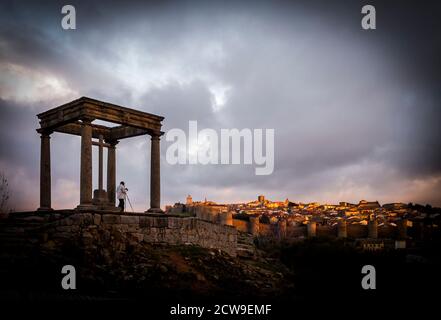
[194,208,411,241]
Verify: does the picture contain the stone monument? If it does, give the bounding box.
[36,97,164,213]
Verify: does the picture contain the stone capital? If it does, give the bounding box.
[80,116,95,124]
[37,128,53,136]
[150,134,161,141]
[105,139,119,147]
[150,130,164,138]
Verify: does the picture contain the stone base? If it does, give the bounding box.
[98,205,120,212]
[146,207,164,213]
[93,189,108,205]
[76,204,98,211]
[37,207,53,211]
[91,205,118,212]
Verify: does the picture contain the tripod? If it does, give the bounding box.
[126,193,135,213]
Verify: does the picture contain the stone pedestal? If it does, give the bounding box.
[92,189,117,210]
[93,189,108,205]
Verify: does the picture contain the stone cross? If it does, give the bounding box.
[91,134,111,206]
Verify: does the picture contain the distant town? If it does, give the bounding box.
[167,195,440,227]
[166,195,441,252]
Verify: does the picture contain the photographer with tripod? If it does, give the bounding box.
[117,181,128,212]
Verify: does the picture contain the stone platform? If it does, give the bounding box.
[0,210,238,258]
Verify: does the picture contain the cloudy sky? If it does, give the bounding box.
[0,0,440,211]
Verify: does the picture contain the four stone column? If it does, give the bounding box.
[38,120,163,213]
[147,133,163,212]
[38,131,53,211]
[78,118,94,209]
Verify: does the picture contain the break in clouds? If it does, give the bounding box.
[0,0,440,211]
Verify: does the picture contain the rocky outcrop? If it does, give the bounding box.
[0,211,293,301]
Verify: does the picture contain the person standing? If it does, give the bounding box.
[117,181,128,212]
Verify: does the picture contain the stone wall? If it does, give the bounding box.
[232,219,248,233]
[347,224,368,238]
[316,224,336,237]
[194,206,233,226]
[232,220,399,241]
[378,224,396,238]
[2,211,237,257]
[286,225,307,238]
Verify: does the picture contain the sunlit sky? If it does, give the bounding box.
[0,0,440,211]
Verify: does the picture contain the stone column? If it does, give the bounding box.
[38,131,53,211]
[147,134,163,212]
[98,135,104,192]
[106,140,118,206]
[78,118,94,209]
